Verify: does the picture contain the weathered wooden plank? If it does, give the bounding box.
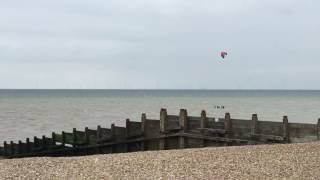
[63,132,74,145]
[197,128,227,134]
[250,134,284,141]
[53,133,63,143]
[126,119,142,138]
[73,130,87,145]
[161,133,248,144]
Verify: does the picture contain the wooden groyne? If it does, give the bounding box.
[1,109,320,159]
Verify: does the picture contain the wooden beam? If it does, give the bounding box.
[200,110,208,129]
[141,113,146,151]
[283,116,290,143]
[34,136,39,148]
[10,141,14,155]
[85,127,90,144]
[51,132,56,146]
[159,108,167,150]
[3,141,8,156]
[197,128,227,134]
[224,113,232,138]
[42,135,47,149]
[160,108,168,133]
[97,125,102,142]
[199,110,207,147]
[26,138,31,153]
[126,119,130,138]
[72,128,77,147]
[62,131,66,146]
[178,109,188,148]
[251,114,259,135]
[18,140,23,154]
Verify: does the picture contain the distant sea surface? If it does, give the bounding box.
[1,89,320,142]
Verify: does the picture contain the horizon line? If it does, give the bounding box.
[0,88,320,91]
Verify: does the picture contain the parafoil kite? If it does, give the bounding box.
[220,51,228,59]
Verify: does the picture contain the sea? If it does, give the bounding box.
[0,89,319,143]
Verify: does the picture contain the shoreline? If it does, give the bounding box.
[1,142,320,179]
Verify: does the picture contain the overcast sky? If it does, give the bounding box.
[0,0,319,89]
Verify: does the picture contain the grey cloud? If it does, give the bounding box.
[0,0,319,89]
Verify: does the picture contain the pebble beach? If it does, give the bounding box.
[1,142,320,179]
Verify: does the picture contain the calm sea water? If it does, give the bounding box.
[0,89,320,142]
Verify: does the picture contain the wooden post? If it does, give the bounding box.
[96,125,102,153]
[251,114,259,135]
[159,108,167,150]
[72,128,77,147]
[250,114,259,144]
[62,131,66,146]
[124,119,130,152]
[85,127,90,144]
[26,138,31,153]
[111,124,115,139]
[160,108,168,133]
[179,109,188,149]
[179,109,188,132]
[141,113,146,151]
[200,110,207,129]
[224,113,232,138]
[34,136,39,148]
[51,132,56,146]
[3,141,7,156]
[200,110,207,147]
[283,116,290,143]
[84,127,90,155]
[10,141,14,155]
[317,118,320,140]
[18,140,23,154]
[97,125,102,141]
[42,135,47,149]
[126,119,130,138]
[110,124,115,153]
